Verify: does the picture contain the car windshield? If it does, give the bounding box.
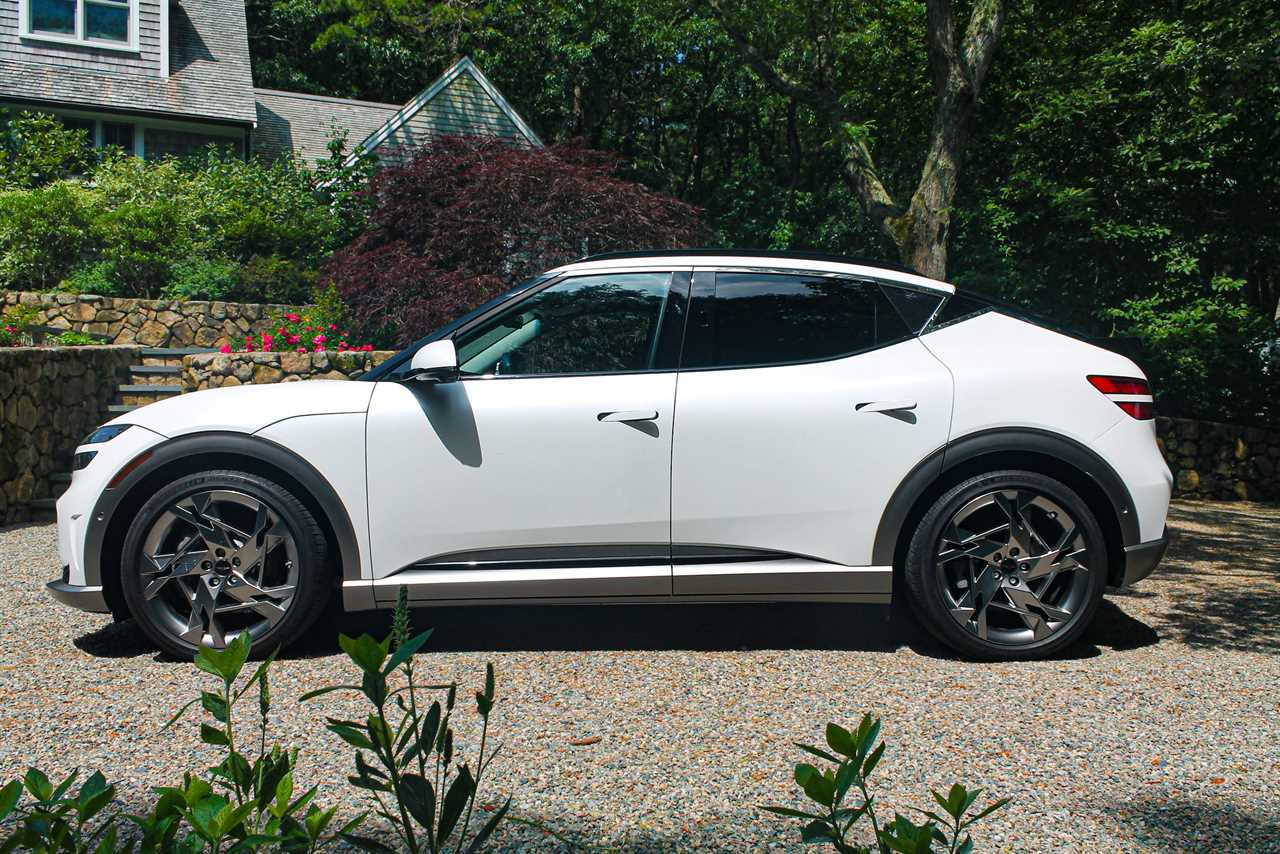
[360,274,555,381]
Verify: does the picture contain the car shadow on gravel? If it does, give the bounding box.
[1107,795,1280,851]
[74,596,1160,662]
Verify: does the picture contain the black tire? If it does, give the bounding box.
[121,469,330,659]
[903,469,1107,660]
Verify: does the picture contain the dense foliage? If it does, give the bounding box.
[323,135,709,347]
[249,0,1278,423]
[0,113,366,306]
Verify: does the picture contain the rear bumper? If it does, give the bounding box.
[1120,528,1169,587]
[47,568,110,613]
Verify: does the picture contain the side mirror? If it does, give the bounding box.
[406,339,459,383]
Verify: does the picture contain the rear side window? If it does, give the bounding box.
[683,273,912,369]
[926,292,993,330]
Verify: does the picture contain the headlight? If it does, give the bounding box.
[82,424,133,445]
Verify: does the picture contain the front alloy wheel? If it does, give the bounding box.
[904,470,1107,660]
[122,470,329,658]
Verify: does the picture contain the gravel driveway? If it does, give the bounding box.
[2,499,1278,852]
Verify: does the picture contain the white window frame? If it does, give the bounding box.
[18,0,140,53]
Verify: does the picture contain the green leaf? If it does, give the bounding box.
[397,773,436,831]
[436,764,475,846]
[966,797,1011,824]
[195,635,250,683]
[338,633,388,675]
[326,719,375,750]
[825,723,856,758]
[0,781,22,822]
[341,833,397,854]
[382,629,434,675]
[800,819,837,843]
[200,723,229,746]
[50,768,79,802]
[200,692,228,724]
[163,697,201,731]
[298,684,363,702]
[794,742,840,764]
[23,768,52,801]
[304,805,337,840]
[76,772,114,822]
[758,805,825,820]
[957,835,974,854]
[862,742,885,779]
[834,760,860,803]
[463,796,510,854]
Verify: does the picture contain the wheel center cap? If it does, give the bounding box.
[212,559,232,576]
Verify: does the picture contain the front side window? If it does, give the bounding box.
[454,272,675,377]
[26,0,132,46]
[684,273,912,369]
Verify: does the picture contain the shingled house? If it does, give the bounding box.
[0,0,541,164]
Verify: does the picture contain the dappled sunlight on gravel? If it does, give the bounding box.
[1,500,1278,852]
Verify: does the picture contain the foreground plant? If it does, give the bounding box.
[159,634,363,853]
[0,768,119,853]
[303,590,508,854]
[761,715,1008,854]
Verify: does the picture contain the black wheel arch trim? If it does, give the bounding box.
[872,427,1142,567]
[82,431,362,608]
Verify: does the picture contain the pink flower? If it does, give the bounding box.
[329,324,337,331]
[287,334,300,345]
[296,346,307,353]
[285,313,300,323]
[362,344,374,351]
[262,333,274,347]
[313,344,324,352]
[219,344,232,354]
[312,334,327,345]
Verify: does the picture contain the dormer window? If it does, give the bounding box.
[21,0,137,50]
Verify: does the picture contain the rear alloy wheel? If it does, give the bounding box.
[121,470,329,659]
[904,470,1107,660]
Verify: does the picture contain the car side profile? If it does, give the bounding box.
[48,251,1172,660]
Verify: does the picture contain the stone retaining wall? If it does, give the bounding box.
[1156,416,1279,501]
[181,350,396,390]
[4,291,305,349]
[0,345,139,524]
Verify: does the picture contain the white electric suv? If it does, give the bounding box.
[49,251,1172,660]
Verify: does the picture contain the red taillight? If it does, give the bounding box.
[1087,375,1154,420]
[1087,375,1150,396]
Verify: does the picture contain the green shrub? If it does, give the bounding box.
[58,260,122,297]
[237,255,318,306]
[94,197,198,297]
[0,183,97,290]
[761,715,1008,853]
[49,330,103,346]
[0,110,94,190]
[0,304,39,347]
[164,257,242,301]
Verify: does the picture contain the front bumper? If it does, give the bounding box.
[47,567,110,613]
[1120,528,1169,587]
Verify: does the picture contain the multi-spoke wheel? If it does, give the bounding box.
[121,470,329,658]
[903,470,1107,660]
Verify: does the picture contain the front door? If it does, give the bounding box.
[670,271,953,597]
[364,270,688,604]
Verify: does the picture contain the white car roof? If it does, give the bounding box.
[547,253,955,294]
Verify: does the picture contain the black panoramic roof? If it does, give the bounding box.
[576,249,921,277]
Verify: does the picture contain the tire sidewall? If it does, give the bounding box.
[905,470,1108,660]
[121,470,326,659]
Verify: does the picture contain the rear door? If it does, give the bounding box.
[669,270,953,597]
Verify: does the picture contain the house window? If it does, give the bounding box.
[24,0,134,48]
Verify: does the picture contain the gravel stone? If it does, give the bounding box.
[1,500,1277,852]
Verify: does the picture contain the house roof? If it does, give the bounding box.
[347,56,542,165]
[253,89,400,166]
[0,0,257,126]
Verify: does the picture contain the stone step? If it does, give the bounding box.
[107,403,140,414]
[118,383,183,395]
[140,347,215,368]
[129,364,183,385]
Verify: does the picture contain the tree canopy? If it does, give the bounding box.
[247,0,1278,423]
